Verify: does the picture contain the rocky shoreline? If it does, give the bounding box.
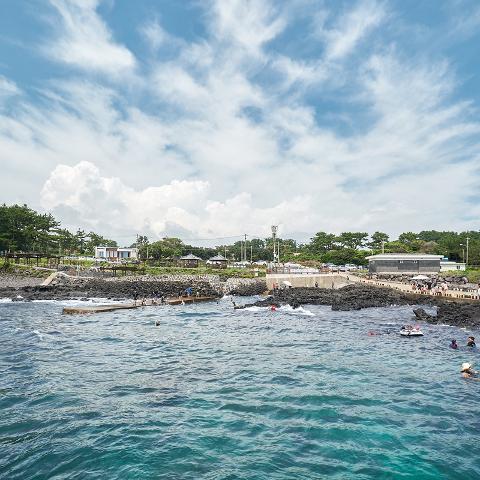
[238,284,480,328]
[239,285,441,310]
[414,304,480,328]
[2,272,479,329]
[0,273,267,301]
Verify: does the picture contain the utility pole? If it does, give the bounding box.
[381,240,385,254]
[224,246,227,259]
[250,245,253,263]
[244,234,247,262]
[466,237,470,267]
[271,225,278,263]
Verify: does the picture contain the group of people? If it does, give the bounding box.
[450,336,476,349]
[132,286,201,306]
[449,336,478,379]
[132,289,167,306]
[411,281,448,295]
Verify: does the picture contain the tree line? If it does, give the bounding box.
[0,204,117,255]
[1,204,479,265]
[136,231,480,266]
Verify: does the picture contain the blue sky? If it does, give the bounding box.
[1,0,479,245]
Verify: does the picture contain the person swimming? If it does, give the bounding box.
[270,305,277,311]
[461,362,478,379]
[467,336,476,348]
[450,339,458,349]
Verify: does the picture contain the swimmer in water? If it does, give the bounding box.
[450,339,458,349]
[467,336,476,348]
[270,305,277,311]
[461,362,479,379]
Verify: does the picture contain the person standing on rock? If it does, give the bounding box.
[133,290,138,306]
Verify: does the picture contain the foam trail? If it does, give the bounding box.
[243,305,315,316]
[279,305,315,316]
[32,330,43,340]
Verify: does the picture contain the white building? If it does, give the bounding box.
[440,261,466,272]
[94,246,138,261]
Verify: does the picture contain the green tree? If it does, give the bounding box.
[369,231,389,250]
[0,204,59,252]
[309,232,337,254]
[336,232,369,250]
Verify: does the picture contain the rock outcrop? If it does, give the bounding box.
[414,303,480,328]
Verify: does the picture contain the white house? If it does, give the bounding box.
[440,261,466,272]
[94,246,138,261]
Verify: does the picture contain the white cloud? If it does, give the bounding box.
[317,0,386,60]
[0,75,21,98]
[1,0,479,243]
[45,0,136,75]
[40,161,312,239]
[210,0,286,56]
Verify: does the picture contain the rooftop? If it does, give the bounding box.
[208,254,227,261]
[179,253,203,261]
[366,254,443,261]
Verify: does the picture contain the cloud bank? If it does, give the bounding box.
[1,0,479,244]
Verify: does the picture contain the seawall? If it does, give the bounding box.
[266,273,354,290]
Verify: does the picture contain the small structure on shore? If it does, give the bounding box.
[366,254,443,274]
[94,246,138,261]
[179,253,203,268]
[206,254,228,268]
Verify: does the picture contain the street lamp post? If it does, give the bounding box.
[466,237,470,267]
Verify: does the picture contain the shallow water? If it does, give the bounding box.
[1,299,480,479]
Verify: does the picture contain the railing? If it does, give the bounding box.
[353,276,480,301]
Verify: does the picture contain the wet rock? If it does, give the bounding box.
[238,284,440,312]
[436,303,480,328]
[413,308,435,323]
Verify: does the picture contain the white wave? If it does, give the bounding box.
[278,305,315,316]
[242,304,315,316]
[243,306,267,312]
[32,298,120,306]
[32,330,43,339]
[0,298,12,303]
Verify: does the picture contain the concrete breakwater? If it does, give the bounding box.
[0,273,267,301]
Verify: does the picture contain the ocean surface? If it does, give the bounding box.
[1,297,480,479]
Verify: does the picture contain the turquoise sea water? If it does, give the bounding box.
[1,298,480,479]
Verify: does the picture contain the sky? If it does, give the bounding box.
[1,0,480,246]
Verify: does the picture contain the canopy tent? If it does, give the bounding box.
[411,275,430,280]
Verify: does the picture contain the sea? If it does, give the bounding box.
[1,297,480,479]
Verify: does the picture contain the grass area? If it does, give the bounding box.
[441,268,480,283]
[0,262,50,278]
